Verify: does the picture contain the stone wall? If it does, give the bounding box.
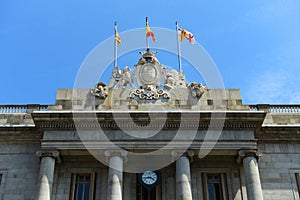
[51,156,141,200]
[191,156,245,200]
[53,88,249,111]
[0,143,40,200]
[52,159,108,200]
[258,143,300,200]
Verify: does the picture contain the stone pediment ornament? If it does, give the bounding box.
[91,48,207,107]
[91,82,108,99]
[133,49,165,88]
[129,85,170,100]
[188,82,207,99]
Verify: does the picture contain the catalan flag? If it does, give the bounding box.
[114,23,122,45]
[178,27,196,45]
[146,18,156,42]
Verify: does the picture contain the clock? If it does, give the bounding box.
[139,170,160,188]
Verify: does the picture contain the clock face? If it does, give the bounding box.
[141,171,158,185]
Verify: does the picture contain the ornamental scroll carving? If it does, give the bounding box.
[129,85,170,100]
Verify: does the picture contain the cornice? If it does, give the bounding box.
[256,125,300,141]
[0,126,42,143]
[32,111,266,131]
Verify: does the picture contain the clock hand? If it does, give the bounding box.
[147,176,155,181]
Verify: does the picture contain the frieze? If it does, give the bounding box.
[35,118,263,131]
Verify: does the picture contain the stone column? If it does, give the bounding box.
[36,149,60,200]
[238,149,263,200]
[172,150,194,200]
[105,150,127,200]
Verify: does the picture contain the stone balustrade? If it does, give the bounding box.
[1,104,299,114]
[0,104,48,113]
[249,104,300,113]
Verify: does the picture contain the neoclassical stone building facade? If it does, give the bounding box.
[0,49,300,200]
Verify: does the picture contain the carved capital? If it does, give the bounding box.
[36,149,61,163]
[237,149,262,163]
[171,149,195,163]
[104,149,128,163]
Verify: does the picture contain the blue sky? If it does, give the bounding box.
[1,0,300,104]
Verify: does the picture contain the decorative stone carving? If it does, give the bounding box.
[133,63,165,87]
[129,85,169,100]
[109,66,121,88]
[104,149,128,163]
[140,63,159,85]
[90,48,207,107]
[91,82,108,99]
[171,149,195,162]
[104,149,128,157]
[138,49,159,65]
[164,70,187,89]
[115,66,135,88]
[36,149,60,159]
[188,82,207,98]
[237,149,262,163]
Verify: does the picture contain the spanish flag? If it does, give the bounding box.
[146,18,156,42]
[178,27,196,44]
[115,23,122,45]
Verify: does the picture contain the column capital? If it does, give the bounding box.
[104,149,128,162]
[237,149,262,163]
[36,149,61,163]
[171,149,195,163]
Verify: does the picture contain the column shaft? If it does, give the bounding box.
[243,156,264,200]
[36,156,56,200]
[107,156,123,200]
[176,156,192,200]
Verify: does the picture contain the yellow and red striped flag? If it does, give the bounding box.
[115,23,122,45]
[146,19,156,42]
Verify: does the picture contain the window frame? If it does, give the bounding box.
[202,173,228,200]
[290,170,300,200]
[296,173,300,196]
[0,170,7,199]
[136,173,162,200]
[70,173,95,200]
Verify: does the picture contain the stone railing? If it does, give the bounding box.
[249,104,300,113]
[0,104,48,113]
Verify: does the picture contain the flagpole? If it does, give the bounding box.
[176,21,182,72]
[146,17,149,49]
[114,22,118,68]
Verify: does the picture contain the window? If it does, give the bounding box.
[70,173,95,200]
[295,173,300,198]
[207,100,213,105]
[0,171,7,198]
[136,174,161,200]
[202,173,228,200]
